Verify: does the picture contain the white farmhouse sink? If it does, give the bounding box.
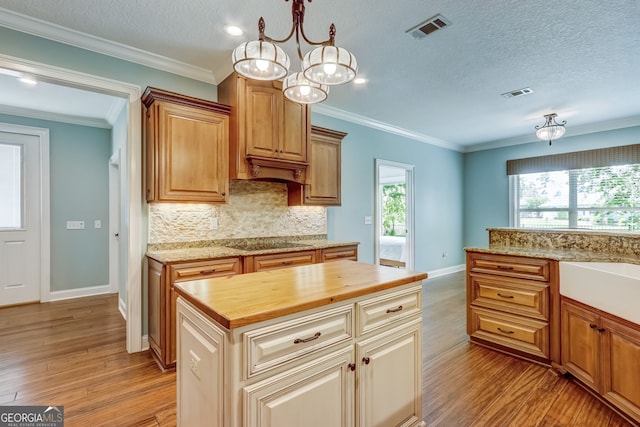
[560,262,640,324]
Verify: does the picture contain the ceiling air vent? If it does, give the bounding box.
[406,14,451,39]
[501,87,534,99]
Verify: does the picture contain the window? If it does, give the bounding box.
[0,143,23,229]
[512,165,640,230]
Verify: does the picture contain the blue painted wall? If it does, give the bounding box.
[463,125,640,248]
[312,113,465,273]
[0,113,111,292]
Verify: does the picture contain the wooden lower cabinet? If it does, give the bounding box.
[176,282,424,427]
[466,251,559,364]
[561,298,640,424]
[149,245,358,370]
[147,257,242,369]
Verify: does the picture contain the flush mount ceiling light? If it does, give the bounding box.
[231,0,357,104]
[535,113,566,145]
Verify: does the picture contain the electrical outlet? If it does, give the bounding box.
[66,221,85,230]
[364,216,373,225]
[210,217,218,230]
[442,251,448,258]
[94,220,102,229]
[189,350,201,380]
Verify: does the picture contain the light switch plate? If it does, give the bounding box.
[94,220,102,229]
[364,216,373,225]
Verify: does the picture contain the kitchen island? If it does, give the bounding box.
[174,260,428,427]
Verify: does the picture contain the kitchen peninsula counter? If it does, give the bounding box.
[464,246,640,265]
[173,260,428,426]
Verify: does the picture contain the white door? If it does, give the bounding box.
[0,128,43,306]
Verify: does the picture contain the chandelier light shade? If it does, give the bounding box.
[535,113,566,145]
[302,45,358,85]
[283,72,329,104]
[231,0,357,104]
[232,40,290,81]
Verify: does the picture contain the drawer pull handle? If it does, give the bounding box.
[497,327,514,335]
[386,305,403,313]
[497,265,514,270]
[348,363,356,371]
[589,323,598,329]
[282,261,294,265]
[362,357,371,365]
[597,327,606,333]
[497,293,514,299]
[293,332,321,344]
[200,269,217,274]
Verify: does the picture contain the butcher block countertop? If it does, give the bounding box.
[174,260,428,329]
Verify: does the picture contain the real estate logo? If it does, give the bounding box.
[0,406,64,427]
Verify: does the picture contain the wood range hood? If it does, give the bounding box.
[218,72,310,185]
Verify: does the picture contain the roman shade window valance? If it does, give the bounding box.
[506,144,640,175]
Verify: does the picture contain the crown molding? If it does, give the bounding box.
[0,104,111,129]
[464,115,640,153]
[312,103,464,152]
[0,8,215,84]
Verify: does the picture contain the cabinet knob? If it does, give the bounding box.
[589,323,598,329]
[362,357,371,365]
[222,192,226,196]
[348,363,356,371]
[597,327,606,333]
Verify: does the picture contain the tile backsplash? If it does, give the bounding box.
[148,180,326,244]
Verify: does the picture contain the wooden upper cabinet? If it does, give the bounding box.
[218,73,310,183]
[143,87,231,203]
[288,126,346,206]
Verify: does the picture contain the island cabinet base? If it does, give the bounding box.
[176,281,426,427]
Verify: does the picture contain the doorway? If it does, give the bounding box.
[374,159,415,270]
[0,53,143,353]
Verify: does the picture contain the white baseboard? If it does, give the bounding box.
[49,284,116,302]
[118,296,127,320]
[427,263,466,278]
[141,335,149,351]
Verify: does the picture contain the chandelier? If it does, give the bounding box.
[231,0,358,105]
[535,113,566,145]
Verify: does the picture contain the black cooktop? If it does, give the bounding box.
[224,241,307,251]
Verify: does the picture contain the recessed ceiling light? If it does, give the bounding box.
[225,25,243,36]
[353,77,367,84]
[18,76,38,86]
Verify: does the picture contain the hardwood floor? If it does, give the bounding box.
[0,272,633,426]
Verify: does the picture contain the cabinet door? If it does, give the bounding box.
[157,102,229,203]
[245,83,280,158]
[600,316,640,421]
[279,98,308,162]
[561,300,600,391]
[357,318,422,427]
[147,258,167,366]
[243,347,355,427]
[177,298,225,427]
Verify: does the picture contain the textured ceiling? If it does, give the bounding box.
[0,0,639,151]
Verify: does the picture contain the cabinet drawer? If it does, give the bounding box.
[244,305,353,377]
[251,250,316,272]
[322,245,358,262]
[469,306,549,359]
[468,253,550,282]
[469,274,549,321]
[356,286,421,336]
[170,258,242,282]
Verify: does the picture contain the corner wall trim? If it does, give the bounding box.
[118,296,127,320]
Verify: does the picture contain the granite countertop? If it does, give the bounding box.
[146,238,360,263]
[464,246,640,265]
[174,260,428,329]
